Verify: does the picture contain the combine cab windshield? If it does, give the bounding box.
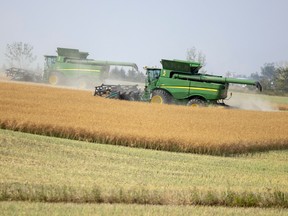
[147,69,161,82]
[44,56,57,70]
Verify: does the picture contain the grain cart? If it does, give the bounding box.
[95,59,262,106]
[44,47,138,88]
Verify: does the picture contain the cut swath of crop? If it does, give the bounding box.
[0,82,288,155]
[1,182,287,208]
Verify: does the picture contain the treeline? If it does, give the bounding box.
[227,63,288,95]
[108,67,146,82]
[250,63,288,95]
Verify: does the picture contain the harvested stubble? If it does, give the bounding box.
[0,82,288,155]
[1,130,288,208]
[1,202,288,216]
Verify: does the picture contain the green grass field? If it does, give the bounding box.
[258,94,288,104]
[1,129,287,214]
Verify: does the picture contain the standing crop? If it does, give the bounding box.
[0,82,288,155]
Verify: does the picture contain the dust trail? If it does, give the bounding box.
[225,92,278,111]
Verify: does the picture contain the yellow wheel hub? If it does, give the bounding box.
[49,75,58,85]
[151,95,163,104]
[189,104,199,107]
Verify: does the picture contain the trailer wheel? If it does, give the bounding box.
[151,89,172,104]
[187,98,206,107]
[48,73,62,85]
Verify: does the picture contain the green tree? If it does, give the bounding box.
[274,65,288,93]
[127,69,136,80]
[119,68,126,80]
[136,71,146,82]
[261,63,275,81]
[5,42,37,68]
[109,67,127,80]
[251,63,276,92]
[109,67,120,79]
[109,67,145,82]
[251,62,288,95]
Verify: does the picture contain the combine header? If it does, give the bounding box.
[94,84,141,101]
[94,59,262,107]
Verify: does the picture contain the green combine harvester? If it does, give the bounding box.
[94,59,262,107]
[43,48,138,88]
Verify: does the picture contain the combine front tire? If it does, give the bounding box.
[151,89,172,104]
[187,98,206,107]
[48,73,62,85]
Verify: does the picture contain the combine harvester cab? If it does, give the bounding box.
[94,59,262,107]
[44,48,138,89]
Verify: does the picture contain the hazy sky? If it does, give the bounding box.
[1,0,288,76]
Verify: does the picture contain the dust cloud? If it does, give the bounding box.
[225,92,278,111]
[103,78,145,89]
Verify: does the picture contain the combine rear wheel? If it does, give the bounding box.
[151,89,172,104]
[187,98,206,107]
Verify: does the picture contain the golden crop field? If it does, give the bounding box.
[0,81,288,155]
